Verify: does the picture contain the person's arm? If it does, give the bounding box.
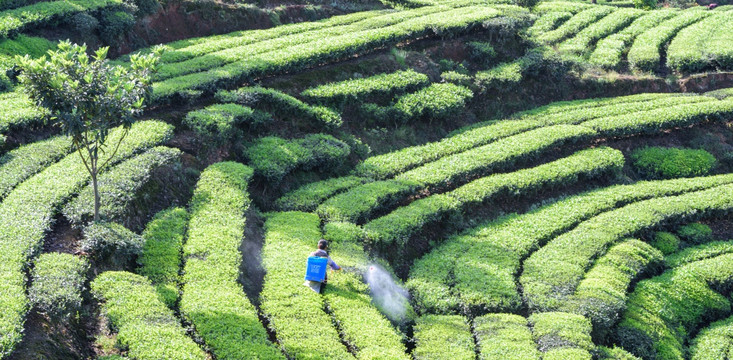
[328,256,341,270]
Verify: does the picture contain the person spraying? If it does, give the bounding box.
[304,239,341,293]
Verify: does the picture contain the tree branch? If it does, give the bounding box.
[98,127,129,171]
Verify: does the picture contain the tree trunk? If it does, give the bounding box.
[92,171,100,223]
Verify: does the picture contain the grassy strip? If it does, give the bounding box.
[589,9,678,68]
[29,253,88,319]
[627,8,710,72]
[528,11,573,37]
[137,207,188,308]
[246,134,350,182]
[180,162,283,359]
[521,182,733,312]
[668,11,733,73]
[565,239,663,336]
[301,69,429,107]
[92,271,208,360]
[364,147,624,248]
[412,315,475,360]
[407,174,733,314]
[690,314,733,360]
[151,5,503,101]
[529,312,593,358]
[217,86,342,128]
[0,134,72,201]
[0,91,48,133]
[0,120,172,356]
[0,0,122,38]
[537,6,615,44]
[275,176,371,212]
[664,240,733,268]
[616,253,733,359]
[260,212,353,359]
[557,8,644,55]
[474,313,540,360]
[63,146,181,227]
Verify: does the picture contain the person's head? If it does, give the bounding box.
[318,239,329,250]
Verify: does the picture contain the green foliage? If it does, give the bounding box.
[0,91,49,133]
[627,9,710,72]
[590,10,678,69]
[0,119,171,358]
[631,147,717,179]
[568,239,663,337]
[557,8,644,55]
[690,314,733,360]
[474,314,540,360]
[63,146,181,227]
[616,253,733,360]
[633,0,656,10]
[467,41,496,66]
[408,174,733,314]
[651,231,680,255]
[528,11,572,36]
[29,253,88,319]
[275,176,370,212]
[301,69,429,107]
[317,179,420,223]
[677,222,713,244]
[668,12,733,73]
[151,5,503,102]
[82,222,145,268]
[260,212,352,359]
[91,271,208,360]
[665,240,733,268]
[99,10,135,44]
[217,86,342,128]
[137,207,188,308]
[0,134,72,201]
[364,147,624,249]
[528,312,593,355]
[474,60,523,89]
[595,346,642,360]
[0,0,123,38]
[184,103,271,144]
[537,6,615,44]
[392,83,473,121]
[521,182,733,312]
[246,134,350,182]
[17,41,161,222]
[412,315,475,360]
[180,162,282,359]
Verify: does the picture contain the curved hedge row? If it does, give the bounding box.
[216,87,341,128]
[616,253,733,359]
[92,271,208,360]
[665,240,733,268]
[537,6,615,44]
[690,314,733,360]
[407,174,733,314]
[179,162,283,359]
[301,69,430,107]
[0,120,172,356]
[565,239,663,337]
[260,212,353,359]
[521,182,733,313]
[0,0,123,39]
[364,147,624,249]
[63,146,181,227]
[627,8,710,72]
[184,103,271,144]
[412,315,475,360]
[667,11,733,73]
[557,8,644,55]
[151,5,504,101]
[528,312,593,358]
[29,252,88,319]
[0,91,48,134]
[275,176,370,212]
[137,207,188,308]
[0,134,71,201]
[589,10,678,69]
[474,313,540,360]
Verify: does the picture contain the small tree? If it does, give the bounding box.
[16,41,160,222]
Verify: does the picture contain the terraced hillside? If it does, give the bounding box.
[1,0,733,359]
